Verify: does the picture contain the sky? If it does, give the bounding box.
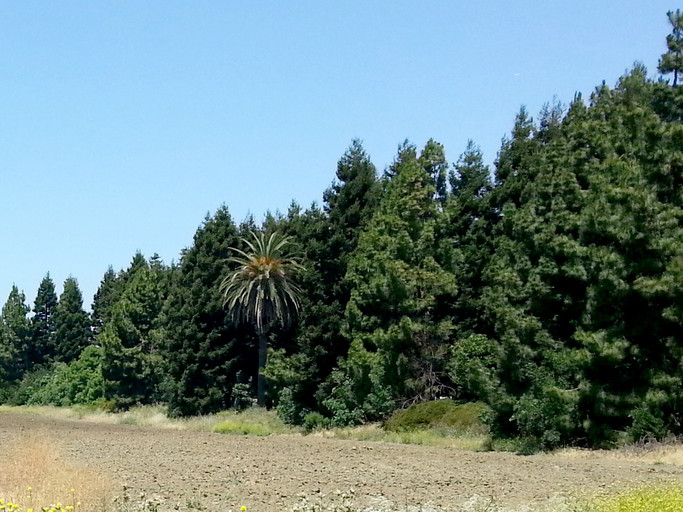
[0,1,676,310]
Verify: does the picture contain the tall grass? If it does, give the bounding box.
[0,404,297,437]
[0,435,112,512]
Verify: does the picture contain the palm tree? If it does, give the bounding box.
[220,231,303,406]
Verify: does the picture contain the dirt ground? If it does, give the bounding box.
[1,412,682,511]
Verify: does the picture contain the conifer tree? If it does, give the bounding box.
[101,262,167,407]
[476,67,683,446]
[30,274,58,367]
[162,206,252,416]
[54,277,91,363]
[419,138,449,204]
[91,266,120,338]
[0,322,20,386]
[0,286,30,378]
[659,9,683,86]
[329,142,457,424]
[264,142,382,421]
[444,141,494,338]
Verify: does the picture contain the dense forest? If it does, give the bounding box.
[2,13,683,449]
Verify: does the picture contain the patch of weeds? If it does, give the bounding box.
[384,401,489,435]
[578,483,683,512]
[213,420,272,436]
[212,407,294,436]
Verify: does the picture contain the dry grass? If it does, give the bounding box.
[555,437,683,466]
[0,434,113,512]
[315,423,489,451]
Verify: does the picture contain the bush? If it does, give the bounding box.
[629,405,668,442]
[509,386,580,450]
[383,399,488,433]
[302,411,329,432]
[3,367,52,405]
[26,346,105,406]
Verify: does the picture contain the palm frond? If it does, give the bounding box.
[220,230,303,333]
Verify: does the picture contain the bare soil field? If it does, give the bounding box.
[1,411,682,511]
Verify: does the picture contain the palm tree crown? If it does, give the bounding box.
[221,231,303,334]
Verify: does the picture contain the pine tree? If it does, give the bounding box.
[162,206,252,416]
[54,277,91,363]
[91,266,120,338]
[0,286,30,379]
[659,9,683,86]
[419,138,449,204]
[329,142,457,424]
[30,274,58,368]
[476,67,683,446]
[444,141,495,338]
[101,262,167,407]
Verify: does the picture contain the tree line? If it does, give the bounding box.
[1,12,683,448]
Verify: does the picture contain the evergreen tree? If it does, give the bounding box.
[0,322,20,387]
[323,140,382,297]
[162,206,252,416]
[0,286,30,379]
[54,277,91,363]
[419,138,449,204]
[264,142,382,422]
[329,143,457,424]
[476,67,683,446]
[491,106,540,212]
[30,274,58,367]
[91,266,120,338]
[101,262,167,407]
[444,141,495,338]
[659,9,683,86]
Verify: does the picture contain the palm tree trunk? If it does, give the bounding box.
[257,330,268,406]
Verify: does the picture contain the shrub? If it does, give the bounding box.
[302,411,329,432]
[383,399,488,433]
[629,405,668,442]
[26,346,105,407]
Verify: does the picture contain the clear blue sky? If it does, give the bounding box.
[0,1,675,310]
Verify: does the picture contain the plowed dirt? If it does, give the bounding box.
[1,412,681,511]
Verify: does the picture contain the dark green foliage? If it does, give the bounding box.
[323,140,382,295]
[54,277,91,363]
[659,9,683,86]
[447,334,498,400]
[101,259,168,408]
[475,67,683,447]
[26,345,104,406]
[0,286,30,384]
[383,399,488,433]
[0,323,20,389]
[264,141,381,422]
[163,206,254,417]
[91,266,120,338]
[336,141,458,424]
[444,142,495,338]
[419,138,449,204]
[30,274,58,368]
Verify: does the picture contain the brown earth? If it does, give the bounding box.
[1,412,682,511]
